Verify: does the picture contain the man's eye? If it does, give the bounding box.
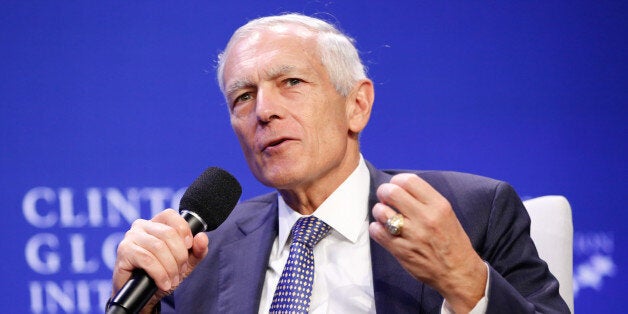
[285,78,303,87]
[234,92,253,105]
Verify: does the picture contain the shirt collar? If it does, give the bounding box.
[277,155,371,248]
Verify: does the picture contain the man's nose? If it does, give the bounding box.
[256,87,283,123]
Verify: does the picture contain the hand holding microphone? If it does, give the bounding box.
[108,167,241,314]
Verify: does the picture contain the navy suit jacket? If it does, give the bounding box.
[162,161,569,313]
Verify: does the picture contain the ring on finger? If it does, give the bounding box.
[385,213,404,236]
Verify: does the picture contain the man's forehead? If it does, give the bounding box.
[223,26,319,84]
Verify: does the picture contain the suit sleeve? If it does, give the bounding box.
[159,294,174,313]
[482,182,569,314]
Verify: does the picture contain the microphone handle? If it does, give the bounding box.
[106,211,207,313]
[107,269,157,314]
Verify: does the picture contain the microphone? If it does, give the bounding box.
[106,167,242,314]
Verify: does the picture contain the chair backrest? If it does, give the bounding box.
[523,195,574,313]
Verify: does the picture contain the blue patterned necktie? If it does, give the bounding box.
[269,216,332,314]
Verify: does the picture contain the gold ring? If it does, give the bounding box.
[385,213,404,236]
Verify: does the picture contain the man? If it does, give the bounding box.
[111,13,569,313]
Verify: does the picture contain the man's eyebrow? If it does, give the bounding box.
[265,64,297,78]
[226,78,254,97]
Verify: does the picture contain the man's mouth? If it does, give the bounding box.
[268,138,286,147]
[262,138,290,152]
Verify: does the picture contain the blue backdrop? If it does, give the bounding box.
[1,1,625,312]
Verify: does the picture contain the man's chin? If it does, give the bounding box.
[258,175,295,189]
[255,168,303,190]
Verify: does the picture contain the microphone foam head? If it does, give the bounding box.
[179,167,242,231]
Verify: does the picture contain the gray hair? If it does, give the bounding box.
[216,13,368,97]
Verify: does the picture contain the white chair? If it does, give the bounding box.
[523,195,574,313]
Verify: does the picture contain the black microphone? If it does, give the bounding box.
[106,167,242,314]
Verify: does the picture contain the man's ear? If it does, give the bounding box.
[346,79,375,134]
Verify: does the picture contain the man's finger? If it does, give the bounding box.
[376,182,424,219]
[137,222,189,279]
[116,234,175,292]
[371,202,398,225]
[153,209,194,248]
[191,232,209,258]
[368,221,396,250]
[389,173,441,205]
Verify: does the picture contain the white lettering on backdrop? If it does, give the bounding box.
[23,186,186,313]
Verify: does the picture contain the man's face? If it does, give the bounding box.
[222,26,355,191]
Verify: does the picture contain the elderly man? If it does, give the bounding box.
[111,13,569,313]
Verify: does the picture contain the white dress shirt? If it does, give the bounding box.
[258,156,488,313]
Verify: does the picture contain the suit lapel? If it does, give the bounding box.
[217,196,278,313]
[366,161,427,313]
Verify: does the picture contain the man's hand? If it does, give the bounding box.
[369,173,487,313]
[111,209,209,312]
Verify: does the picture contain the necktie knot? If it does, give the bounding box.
[291,216,331,248]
